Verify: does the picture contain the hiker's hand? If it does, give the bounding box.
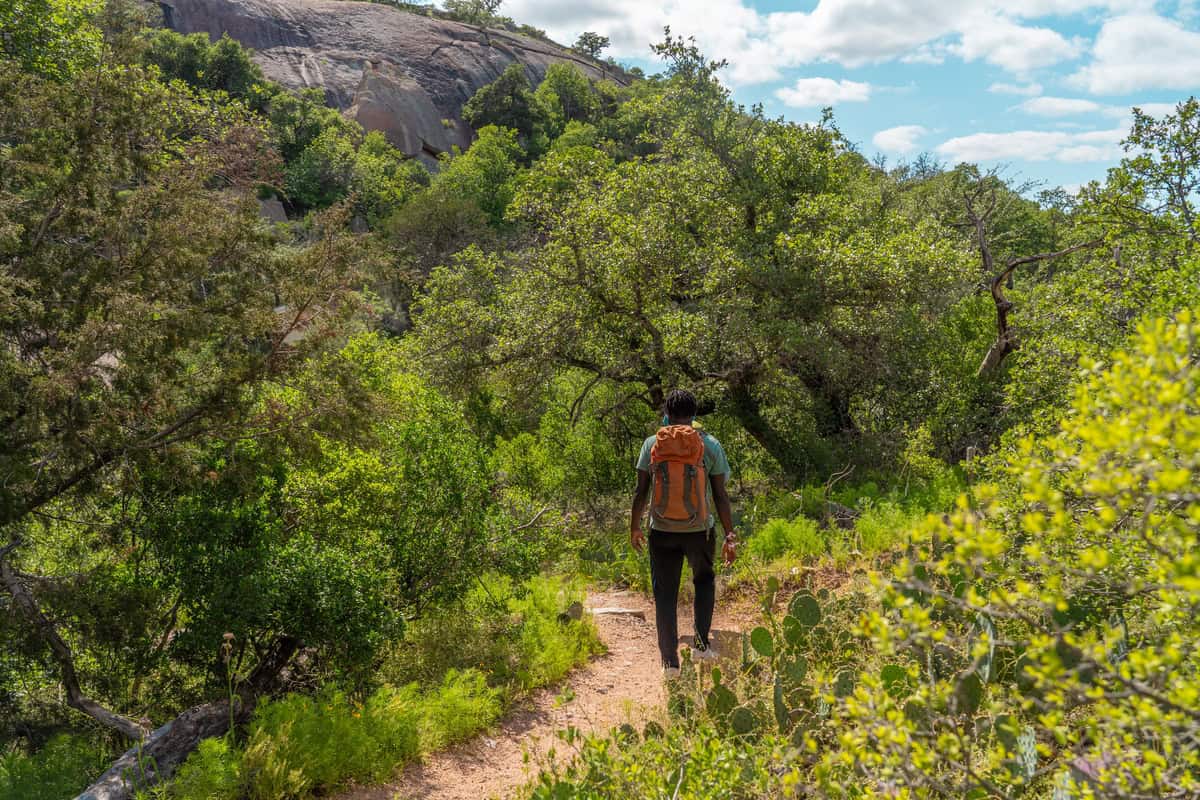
[722,535,738,565]
[630,527,645,553]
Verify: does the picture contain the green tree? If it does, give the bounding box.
[142,336,526,679]
[534,63,599,134]
[461,62,552,156]
[0,51,365,756]
[0,0,103,79]
[413,38,975,478]
[442,0,502,25]
[1096,98,1200,248]
[140,30,264,100]
[993,101,1200,434]
[573,31,610,59]
[285,126,359,209]
[430,124,522,224]
[350,131,429,225]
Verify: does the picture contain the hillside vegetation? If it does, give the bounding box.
[0,2,1197,799]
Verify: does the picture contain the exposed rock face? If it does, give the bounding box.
[160,0,622,160]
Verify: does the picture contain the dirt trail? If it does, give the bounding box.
[340,588,750,800]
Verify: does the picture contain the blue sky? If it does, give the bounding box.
[504,0,1200,191]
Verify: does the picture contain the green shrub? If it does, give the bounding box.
[850,500,920,554]
[812,310,1200,798]
[569,533,653,593]
[419,669,503,750]
[507,575,605,689]
[382,574,600,690]
[529,723,786,799]
[746,516,825,562]
[0,734,108,800]
[171,737,242,800]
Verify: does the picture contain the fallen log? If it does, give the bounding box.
[75,699,243,800]
[74,635,300,800]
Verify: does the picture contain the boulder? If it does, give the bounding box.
[159,0,625,159]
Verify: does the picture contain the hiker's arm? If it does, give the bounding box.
[711,473,737,564]
[630,469,651,552]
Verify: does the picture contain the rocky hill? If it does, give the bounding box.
[159,0,624,160]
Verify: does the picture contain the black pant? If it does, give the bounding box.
[648,528,716,668]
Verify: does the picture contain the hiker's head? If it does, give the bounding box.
[664,389,697,425]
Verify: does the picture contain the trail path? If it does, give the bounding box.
[340,588,752,800]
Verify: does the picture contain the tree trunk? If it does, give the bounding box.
[725,382,806,479]
[801,374,856,439]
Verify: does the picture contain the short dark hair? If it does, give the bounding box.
[664,389,697,421]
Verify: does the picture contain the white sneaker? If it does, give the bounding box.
[694,644,719,661]
[663,666,681,680]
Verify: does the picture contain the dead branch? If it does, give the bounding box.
[976,240,1103,376]
[0,538,148,741]
[963,185,1104,376]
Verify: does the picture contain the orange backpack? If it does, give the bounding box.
[649,425,708,531]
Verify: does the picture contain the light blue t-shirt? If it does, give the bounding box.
[636,428,730,532]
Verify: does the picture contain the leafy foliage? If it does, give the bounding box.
[461,63,554,156]
[169,575,599,800]
[572,32,610,59]
[141,30,264,100]
[0,734,109,800]
[414,36,977,478]
[0,0,103,79]
[822,310,1200,799]
[528,310,1200,799]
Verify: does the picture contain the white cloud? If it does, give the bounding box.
[951,14,1084,72]
[504,0,1159,86]
[936,126,1125,162]
[900,44,950,64]
[775,77,872,107]
[1017,96,1105,115]
[1070,14,1200,94]
[873,125,929,153]
[989,81,1044,95]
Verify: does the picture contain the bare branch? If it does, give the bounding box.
[0,539,148,740]
[976,238,1104,376]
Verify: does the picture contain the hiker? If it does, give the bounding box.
[630,389,737,678]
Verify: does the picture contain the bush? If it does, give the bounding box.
[418,670,503,750]
[0,734,108,800]
[831,310,1200,799]
[170,737,242,800]
[529,723,786,799]
[746,516,825,562]
[381,574,602,692]
[850,500,920,555]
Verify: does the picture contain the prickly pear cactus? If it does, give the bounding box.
[750,626,774,658]
[1050,769,1076,800]
[706,683,737,720]
[730,705,757,736]
[773,676,789,731]
[1017,725,1038,780]
[789,593,822,627]
[969,613,997,683]
[880,664,910,699]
